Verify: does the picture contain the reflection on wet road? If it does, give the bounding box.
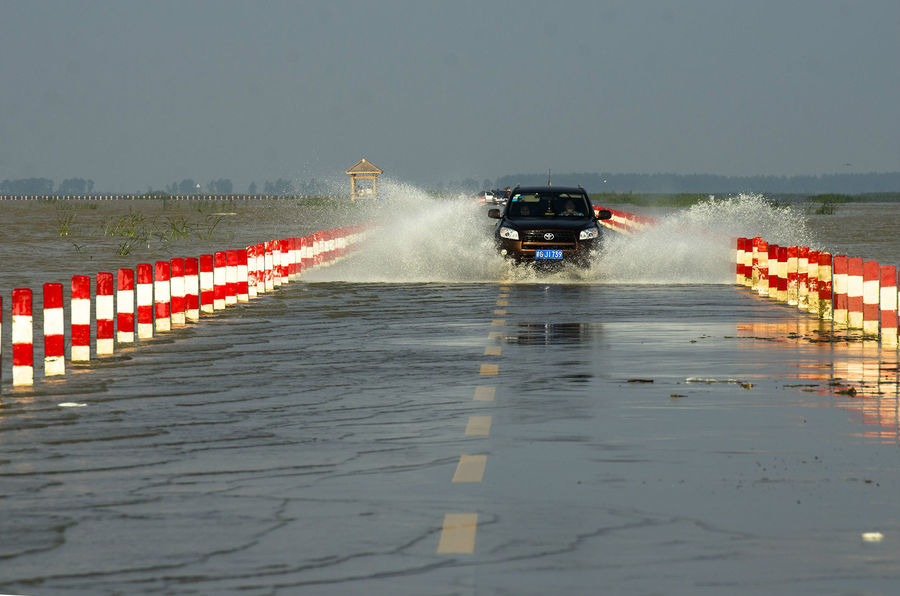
[3,280,900,594]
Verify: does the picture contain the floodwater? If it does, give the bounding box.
[2,187,900,595]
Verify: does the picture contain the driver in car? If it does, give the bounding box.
[561,200,584,216]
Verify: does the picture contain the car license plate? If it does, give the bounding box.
[535,249,563,259]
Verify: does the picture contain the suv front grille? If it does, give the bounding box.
[521,229,577,250]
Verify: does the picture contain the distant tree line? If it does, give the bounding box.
[0,177,94,195]
[487,172,900,194]
[0,176,332,196]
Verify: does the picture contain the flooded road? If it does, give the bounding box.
[3,279,900,595]
[3,192,900,594]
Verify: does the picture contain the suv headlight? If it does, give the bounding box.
[579,225,600,240]
[499,227,519,240]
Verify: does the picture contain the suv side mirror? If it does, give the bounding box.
[596,209,612,221]
[488,208,502,219]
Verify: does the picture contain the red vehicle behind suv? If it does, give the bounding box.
[487,185,612,267]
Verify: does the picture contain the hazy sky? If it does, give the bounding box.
[1,0,898,191]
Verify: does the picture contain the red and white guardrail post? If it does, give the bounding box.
[199,254,214,314]
[787,246,799,306]
[185,257,200,322]
[12,288,33,386]
[776,246,788,302]
[881,265,898,347]
[246,245,258,299]
[806,251,819,316]
[117,268,135,344]
[863,260,880,337]
[847,257,864,330]
[833,255,848,326]
[43,282,65,377]
[237,249,249,302]
[154,261,171,333]
[71,275,91,362]
[213,251,227,310]
[797,247,809,310]
[96,272,114,355]
[225,250,238,306]
[818,252,832,320]
[170,258,185,327]
[136,263,153,339]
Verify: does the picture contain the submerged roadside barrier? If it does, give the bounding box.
[593,205,657,235]
[735,236,900,345]
[0,225,370,393]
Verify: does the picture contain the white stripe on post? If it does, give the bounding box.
[43,282,65,376]
[71,275,91,361]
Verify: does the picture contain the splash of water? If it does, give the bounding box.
[307,186,814,285]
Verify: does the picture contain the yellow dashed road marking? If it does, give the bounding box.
[493,309,507,316]
[499,286,510,291]
[473,386,495,401]
[437,513,478,554]
[452,455,487,482]
[484,345,501,356]
[480,363,499,375]
[491,319,506,326]
[498,293,509,298]
[465,416,492,436]
[496,300,508,306]
[488,331,503,339]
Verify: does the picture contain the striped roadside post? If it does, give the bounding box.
[199,254,214,314]
[880,265,898,347]
[293,237,302,279]
[742,238,753,287]
[43,283,65,376]
[833,256,849,326]
[185,257,200,322]
[338,228,348,259]
[213,251,227,310]
[301,235,312,271]
[272,240,283,288]
[136,263,153,339]
[797,247,809,310]
[71,275,91,361]
[116,268,135,344]
[766,244,779,299]
[863,260,880,337]
[806,251,819,315]
[787,246,799,305]
[312,233,321,267]
[96,272,114,355]
[735,238,746,285]
[246,245,258,299]
[755,240,769,296]
[280,239,292,283]
[776,246,788,302]
[818,253,832,320]
[255,243,266,295]
[847,257,864,330]
[237,248,249,302]
[264,241,275,291]
[154,261,171,333]
[170,258,185,327]
[225,250,238,306]
[12,289,34,386]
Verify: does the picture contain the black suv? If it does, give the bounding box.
[488,185,612,267]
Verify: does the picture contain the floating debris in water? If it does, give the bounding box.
[58,402,87,408]
[861,532,884,543]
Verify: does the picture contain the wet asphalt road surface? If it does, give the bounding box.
[2,277,900,595]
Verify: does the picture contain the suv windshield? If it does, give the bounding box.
[508,192,590,218]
